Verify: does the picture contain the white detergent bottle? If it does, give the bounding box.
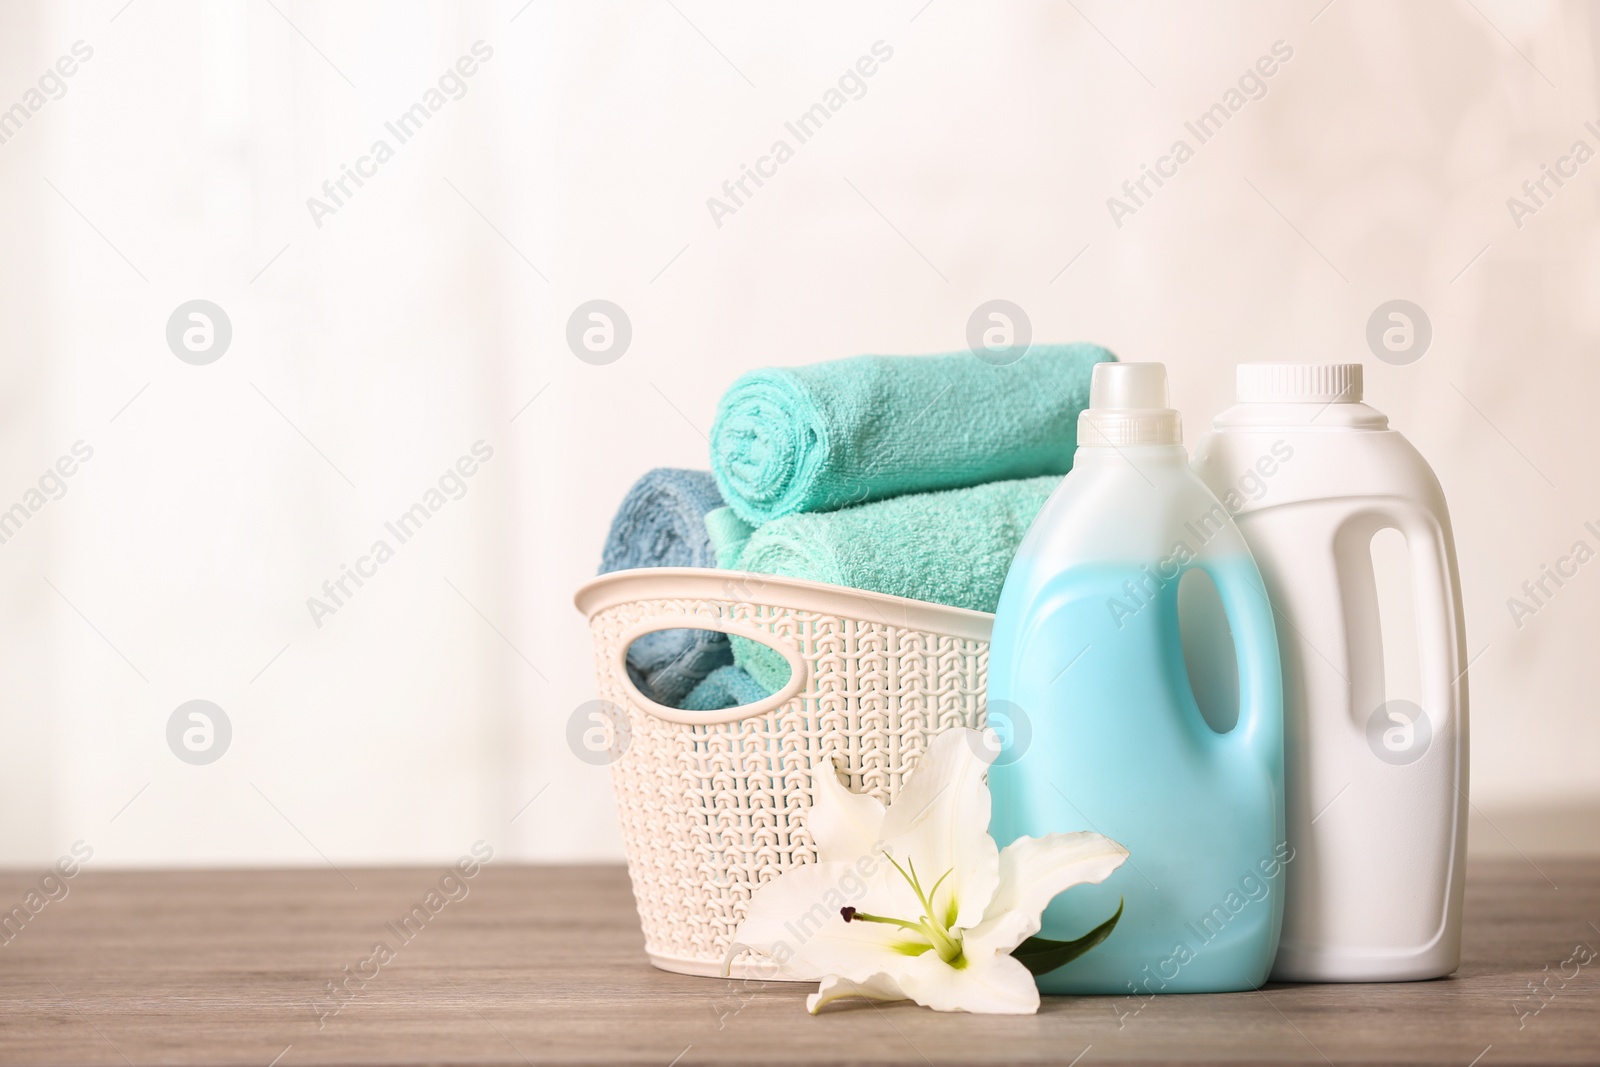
[1192,363,1469,982]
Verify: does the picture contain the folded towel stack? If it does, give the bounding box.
[599,344,1115,712]
[598,468,732,707]
[707,343,1115,699]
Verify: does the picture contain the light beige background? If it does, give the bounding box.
[0,0,1594,868]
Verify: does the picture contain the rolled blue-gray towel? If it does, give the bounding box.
[599,468,731,706]
[680,664,772,712]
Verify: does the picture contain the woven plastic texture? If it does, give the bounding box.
[584,577,990,977]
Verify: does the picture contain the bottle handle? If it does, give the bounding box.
[1339,503,1464,746]
[1199,555,1284,763]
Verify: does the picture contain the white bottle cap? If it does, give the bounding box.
[1237,363,1363,404]
[1078,362,1183,446]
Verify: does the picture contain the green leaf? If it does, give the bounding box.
[1011,898,1124,978]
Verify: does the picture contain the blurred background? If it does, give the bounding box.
[0,0,1595,869]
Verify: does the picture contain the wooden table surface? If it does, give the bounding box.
[0,858,1594,1066]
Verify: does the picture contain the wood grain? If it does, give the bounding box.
[0,858,1594,1065]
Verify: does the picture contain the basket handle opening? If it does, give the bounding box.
[615,615,808,727]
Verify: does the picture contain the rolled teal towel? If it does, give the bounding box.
[729,475,1063,690]
[710,343,1112,525]
[704,507,756,569]
[599,468,732,707]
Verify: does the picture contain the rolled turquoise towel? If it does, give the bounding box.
[710,344,1112,525]
[703,506,756,569]
[729,475,1063,690]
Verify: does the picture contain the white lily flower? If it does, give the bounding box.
[725,727,1128,1014]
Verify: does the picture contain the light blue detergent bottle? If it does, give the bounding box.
[987,362,1286,995]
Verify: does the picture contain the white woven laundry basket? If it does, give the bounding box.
[573,567,993,979]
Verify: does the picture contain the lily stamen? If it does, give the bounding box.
[841,852,966,966]
[839,907,925,935]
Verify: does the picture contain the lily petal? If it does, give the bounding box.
[886,950,1042,1014]
[963,831,1129,960]
[807,752,887,864]
[805,972,909,1014]
[877,728,999,932]
[728,861,930,981]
